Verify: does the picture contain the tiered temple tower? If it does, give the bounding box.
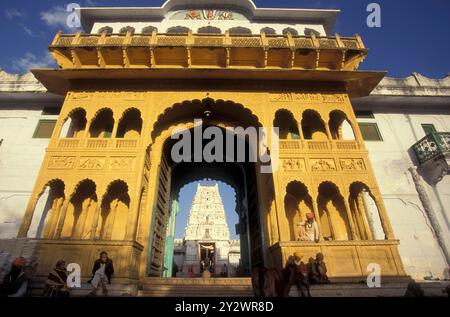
[181,184,239,275]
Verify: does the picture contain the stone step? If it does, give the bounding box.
[138,277,254,297]
[28,280,139,297]
[26,277,448,297]
[138,278,448,297]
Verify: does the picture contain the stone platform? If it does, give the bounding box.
[25,277,448,297]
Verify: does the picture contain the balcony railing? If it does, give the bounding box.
[279,140,360,152]
[412,132,450,165]
[49,31,367,71]
[55,138,139,150]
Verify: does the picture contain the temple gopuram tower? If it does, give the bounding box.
[16,0,406,290]
[177,184,239,276]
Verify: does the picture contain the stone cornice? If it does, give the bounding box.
[371,72,450,97]
[0,69,46,92]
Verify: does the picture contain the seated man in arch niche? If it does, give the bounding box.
[297,213,320,242]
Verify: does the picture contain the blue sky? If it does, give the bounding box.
[1,0,449,77]
[1,0,448,239]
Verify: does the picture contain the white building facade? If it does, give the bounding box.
[353,73,450,280]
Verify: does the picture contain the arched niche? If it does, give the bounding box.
[98,26,113,34]
[116,108,142,138]
[28,179,65,239]
[142,26,158,34]
[119,26,135,34]
[349,182,385,240]
[59,108,87,138]
[61,179,97,239]
[301,110,328,140]
[167,26,191,34]
[89,108,114,138]
[273,109,300,140]
[317,182,351,241]
[98,180,130,240]
[261,27,276,35]
[284,181,314,241]
[282,27,299,36]
[228,27,252,35]
[329,110,355,140]
[197,26,222,34]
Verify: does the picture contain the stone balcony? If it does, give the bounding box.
[49,31,367,71]
[412,132,450,183]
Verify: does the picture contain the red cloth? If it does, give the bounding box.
[13,257,27,268]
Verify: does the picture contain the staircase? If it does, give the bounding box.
[137,277,448,297]
[138,278,254,297]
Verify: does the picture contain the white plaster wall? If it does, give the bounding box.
[92,21,325,36]
[0,106,57,238]
[359,111,450,280]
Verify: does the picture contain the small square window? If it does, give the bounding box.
[33,120,56,138]
[41,107,61,116]
[355,110,375,119]
[359,122,383,141]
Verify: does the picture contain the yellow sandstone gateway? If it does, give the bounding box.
[18,0,406,291]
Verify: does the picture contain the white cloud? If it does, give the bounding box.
[40,6,69,29]
[20,24,41,37]
[5,8,26,19]
[11,52,56,73]
[85,0,101,6]
[40,5,83,31]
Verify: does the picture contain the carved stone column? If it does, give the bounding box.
[361,190,376,239]
[311,199,324,240]
[357,193,374,240]
[90,203,103,239]
[44,197,64,239]
[409,167,450,265]
[324,124,335,149]
[54,199,70,239]
[343,198,358,240]
[111,118,119,139]
[371,193,395,240]
[17,195,39,238]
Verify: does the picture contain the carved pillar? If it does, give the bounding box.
[73,198,93,239]
[111,114,120,139]
[17,195,39,238]
[311,198,323,241]
[409,167,450,265]
[54,199,70,239]
[90,203,103,240]
[356,193,373,240]
[105,200,119,240]
[44,197,64,239]
[351,122,365,148]
[126,154,147,241]
[343,197,358,240]
[295,116,306,149]
[126,193,140,241]
[324,124,335,149]
[361,190,376,239]
[371,193,395,240]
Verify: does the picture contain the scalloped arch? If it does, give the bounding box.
[150,98,262,142]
